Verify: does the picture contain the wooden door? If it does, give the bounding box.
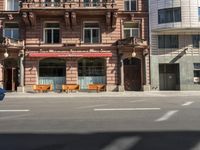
[124,58,141,91]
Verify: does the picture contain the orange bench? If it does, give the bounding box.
[62,84,80,93]
[88,84,106,93]
[33,84,53,92]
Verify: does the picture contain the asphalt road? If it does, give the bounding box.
[0,96,200,150]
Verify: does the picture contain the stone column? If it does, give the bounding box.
[143,49,150,91]
[118,54,125,92]
[17,50,25,92]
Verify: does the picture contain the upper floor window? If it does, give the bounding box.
[192,35,200,48]
[158,35,179,48]
[198,7,200,21]
[158,7,181,24]
[84,0,100,7]
[3,23,19,39]
[83,22,100,44]
[123,22,140,38]
[44,23,60,44]
[6,0,19,11]
[124,0,136,11]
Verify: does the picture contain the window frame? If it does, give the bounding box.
[5,0,19,11]
[83,22,100,44]
[43,22,60,44]
[124,0,137,12]
[3,22,19,40]
[158,7,181,24]
[158,35,179,49]
[123,21,140,39]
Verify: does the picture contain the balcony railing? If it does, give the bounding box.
[117,37,148,48]
[21,1,116,9]
[1,37,24,48]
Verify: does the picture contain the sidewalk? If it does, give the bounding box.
[4,91,200,98]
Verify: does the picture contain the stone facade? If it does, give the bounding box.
[0,0,149,92]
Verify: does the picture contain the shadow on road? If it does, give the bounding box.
[1,131,200,150]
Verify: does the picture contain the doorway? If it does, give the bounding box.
[3,59,19,91]
[124,57,141,91]
[159,64,180,90]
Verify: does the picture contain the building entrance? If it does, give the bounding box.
[159,64,180,90]
[124,57,141,91]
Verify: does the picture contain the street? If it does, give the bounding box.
[0,95,200,150]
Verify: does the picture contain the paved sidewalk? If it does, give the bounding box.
[4,91,200,98]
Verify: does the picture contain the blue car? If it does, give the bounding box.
[0,88,6,101]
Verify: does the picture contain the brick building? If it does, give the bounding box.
[0,0,149,92]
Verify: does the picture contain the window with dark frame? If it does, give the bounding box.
[193,35,200,48]
[44,23,60,44]
[3,23,19,39]
[158,35,179,49]
[158,7,181,24]
[83,23,100,44]
[124,0,136,11]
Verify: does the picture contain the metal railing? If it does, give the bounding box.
[1,37,24,47]
[117,37,148,47]
[21,1,116,9]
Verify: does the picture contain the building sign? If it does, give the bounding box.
[28,52,112,58]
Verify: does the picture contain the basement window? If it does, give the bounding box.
[194,63,200,84]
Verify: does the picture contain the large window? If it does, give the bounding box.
[193,35,200,48]
[3,23,19,39]
[123,22,140,38]
[158,35,179,48]
[158,7,181,24]
[194,63,200,84]
[6,0,19,11]
[78,58,105,76]
[83,23,100,44]
[124,0,136,11]
[44,23,60,44]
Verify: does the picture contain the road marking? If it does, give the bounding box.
[155,110,178,122]
[77,104,107,109]
[182,101,194,106]
[0,109,30,112]
[94,108,161,111]
[129,100,146,103]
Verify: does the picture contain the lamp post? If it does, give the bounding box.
[4,49,9,58]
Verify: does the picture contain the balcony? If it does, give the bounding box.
[21,1,116,9]
[117,37,148,49]
[0,37,24,48]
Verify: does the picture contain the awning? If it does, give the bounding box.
[28,52,112,58]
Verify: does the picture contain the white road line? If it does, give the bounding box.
[129,100,146,103]
[182,101,194,106]
[77,104,107,109]
[0,109,30,112]
[155,110,178,122]
[94,108,161,111]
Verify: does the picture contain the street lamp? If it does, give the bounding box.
[4,49,8,58]
[132,48,136,57]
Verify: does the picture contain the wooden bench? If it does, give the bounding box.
[62,84,80,93]
[33,84,53,92]
[88,84,106,93]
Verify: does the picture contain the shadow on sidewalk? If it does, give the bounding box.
[0,131,200,150]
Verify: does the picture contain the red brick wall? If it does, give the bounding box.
[106,50,118,85]
[25,58,38,85]
[66,58,78,84]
